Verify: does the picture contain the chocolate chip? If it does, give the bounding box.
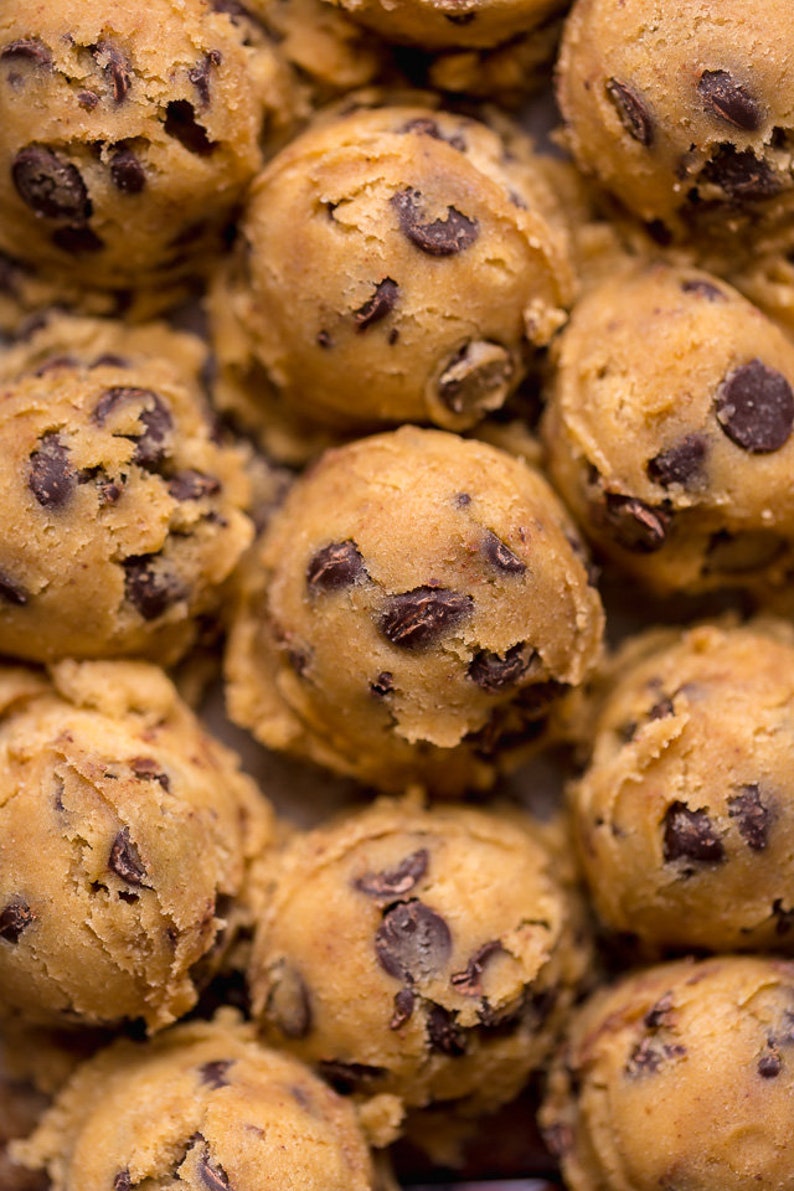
[399,117,466,152]
[354,849,429,900]
[198,1150,230,1191]
[390,987,415,1030]
[353,278,399,331]
[728,783,769,851]
[123,555,188,620]
[110,147,146,194]
[189,50,222,108]
[603,494,670,553]
[0,569,29,605]
[643,992,674,1030]
[482,529,526,574]
[28,433,75,509]
[380,586,473,649]
[1,39,52,67]
[701,145,780,201]
[93,41,131,103]
[646,434,708,489]
[164,101,217,156]
[92,353,130,369]
[681,278,726,302]
[648,695,674,722]
[625,1037,686,1077]
[391,188,479,256]
[93,386,173,470]
[437,341,513,417]
[454,492,471,508]
[266,963,312,1038]
[307,540,366,591]
[663,801,725,865]
[375,899,452,982]
[168,470,221,501]
[715,359,794,453]
[370,671,394,697]
[698,70,763,132]
[316,330,332,349]
[758,1048,782,1078]
[12,146,91,222]
[51,225,105,255]
[468,642,535,693]
[605,78,654,146]
[130,756,170,791]
[109,828,148,887]
[317,1061,387,1095]
[198,1059,233,1089]
[113,1171,132,1191]
[0,896,34,943]
[426,1003,467,1056]
[450,940,503,995]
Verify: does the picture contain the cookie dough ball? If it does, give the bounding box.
[0,659,273,1031]
[542,261,794,596]
[0,0,285,304]
[209,100,575,456]
[557,0,794,257]
[249,796,592,1117]
[225,426,604,795]
[326,0,566,51]
[0,340,253,664]
[14,1013,378,1191]
[570,619,794,957]
[541,955,794,1191]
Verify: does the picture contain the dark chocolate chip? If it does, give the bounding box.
[625,1037,686,1077]
[32,354,77,376]
[353,277,399,331]
[701,145,780,201]
[728,783,769,851]
[380,586,473,649]
[51,225,105,255]
[643,992,674,1030]
[316,330,332,349]
[603,494,669,553]
[198,1150,230,1191]
[698,70,763,132]
[605,78,654,146]
[398,117,466,152]
[189,50,222,108]
[28,433,75,509]
[375,899,452,982]
[426,1003,467,1056]
[198,1059,234,1089]
[0,896,34,943]
[113,1171,132,1191]
[168,470,221,501]
[758,1048,782,1078]
[482,529,526,574]
[12,146,91,222]
[78,90,99,109]
[354,849,429,900]
[164,101,217,156]
[437,341,513,416]
[715,359,794,453]
[266,963,312,1038]
[110,147,146,194]
[648,695,674,722]
[1,39,52,67]
[468,642,535,693]
[109,828,148,887]
[370,671,394,697]
[123,555,188,620]
[92,353,130,369]
[306,540,366,591]
[93,41,131,103]
[454,492,471,508]
[317,1060,387,1095]
[93,386,173,469]
[681,277,726,302]
[0,569,29,605]
[450,940,504,995]
[663,801,725,865]
[130,756,170,791]
[390,987,415,1030]
[646,434,708,489]
[391,188,479,256]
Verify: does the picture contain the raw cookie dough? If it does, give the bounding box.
[209,98,575,458]
[0,659,273,1031]
[249,795,592,1116]
[570,619,794,956]
[0,0,288,307]
[325,0,567,51]
[542,260,794,596]
[541,955,794,1191]
[0,333,253,664]
[556,0,794,258]
[14,1013,378,1191]
[225,426,604,795]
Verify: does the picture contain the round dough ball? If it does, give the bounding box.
[542,260,794,596]
[249,796,592,1116]
[541,955,794,1191]
[326,0,566,51]
[209,100,575,456]
[0,0,284,302]
[557,0,794,257]
[570,619,794,956]
[0,659,273,1031]
[14,1014,377,1191]
[225,426,604,795]
[0,330,253,665]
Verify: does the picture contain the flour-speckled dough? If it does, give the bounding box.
[209,99,575,458]
[542,261,794,596]
[225,426,603,794]
[0,0,290,306]
[326,0,566,51]
[0,660,273,1031]
[557,0,794,259]
[249,796,592,1118]
[13,1013,378,1191]
[0,333,253,664]
[541,955,794,1191]
[570,619,794,956]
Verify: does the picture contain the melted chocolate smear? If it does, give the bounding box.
[109,828,148,887]
[28,433,75,509]
[715,359,794,453]
[380,586,473,649]
[375,899,452,982]
[123,555,188,620]
[110,146,146,194]
[468,642,535,693]
[391,188,479,256]
[0,896,34,943]
[727,783,769,851]
[605,78,654,146]
[306,540,366,591]
[353,277,399,331]
[13,146,91,222]
[354,849,429,900]
[663,801,725,865]
[646,434,708,489]
[698,70,763,132]
[164,101,217,156]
